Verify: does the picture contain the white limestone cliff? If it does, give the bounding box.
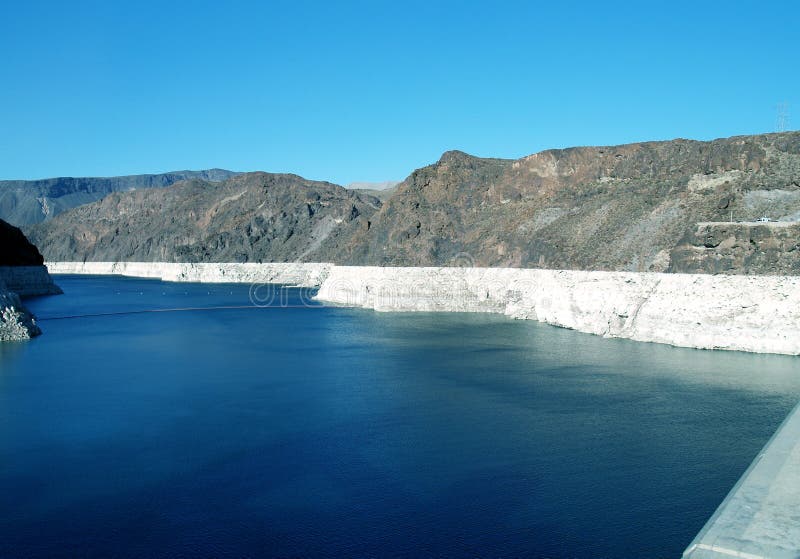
[315,266,800,355]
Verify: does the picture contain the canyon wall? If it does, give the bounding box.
[315,266,800,355]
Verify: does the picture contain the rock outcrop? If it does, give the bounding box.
[0,284,42,341]
[0,219,61,341]
[669,222,800,274]
[0,169,238,225]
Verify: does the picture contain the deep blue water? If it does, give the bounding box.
[1,275,799,558]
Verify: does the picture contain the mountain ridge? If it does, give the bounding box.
[325,131,799,272]
[27,131,800,274]
[0,169,239,225]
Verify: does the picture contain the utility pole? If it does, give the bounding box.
[776,102,790,132]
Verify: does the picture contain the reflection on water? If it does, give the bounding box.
[0,275,797,558]
[0,339,26,365]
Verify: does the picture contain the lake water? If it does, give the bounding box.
[1,275,799,558]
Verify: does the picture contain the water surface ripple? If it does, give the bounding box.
[1,275,798,558]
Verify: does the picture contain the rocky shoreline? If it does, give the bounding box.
[0,285,41,341]
[47,261,800,355]
[0,266,62,341]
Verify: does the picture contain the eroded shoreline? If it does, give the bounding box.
[46,261,800,356]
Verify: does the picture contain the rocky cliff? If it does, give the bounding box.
[0,169,238,225]
[25,132,800,275]
[0,219,61,341]
[27,173,381,263]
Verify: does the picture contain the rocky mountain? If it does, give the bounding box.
[328,132,800,273]
[26,132,800,274]
[27,173,381,263]
[0,169,238,226]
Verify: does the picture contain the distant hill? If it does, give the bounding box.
[0,169,238,226]
[27,132,800,274]
[345,181,400,202]
[27,173,381,263]
[345,181,400,191]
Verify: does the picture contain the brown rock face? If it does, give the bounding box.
[329,132,799,272]
[669,222,800,275]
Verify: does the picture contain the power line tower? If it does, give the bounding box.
[776,102,790,132]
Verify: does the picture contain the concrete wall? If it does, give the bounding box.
[683,402,800,559]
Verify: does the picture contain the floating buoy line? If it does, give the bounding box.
[38,305,323,321]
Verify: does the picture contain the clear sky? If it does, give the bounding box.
[1,0,797,184]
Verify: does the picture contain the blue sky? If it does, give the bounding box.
[1,1,797,184]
